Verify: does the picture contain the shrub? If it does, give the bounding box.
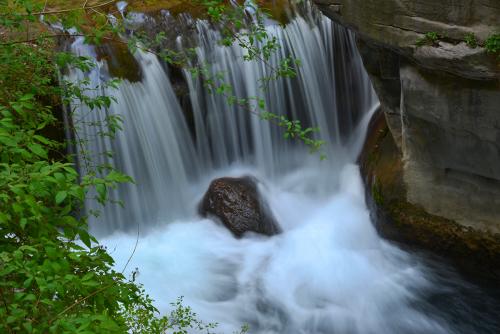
[416,32,440,47]
[464,33,478,48]
[484,33,500,54]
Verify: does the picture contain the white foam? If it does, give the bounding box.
[102,164,450,334]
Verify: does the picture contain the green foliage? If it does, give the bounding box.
[260,111,325,156]
[0,5,152,330]
[1,63,125,334]
[123,296,246,334]
[464,33,477,48]
[484,33,500,54]
[416,32,440,47]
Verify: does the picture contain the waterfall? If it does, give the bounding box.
[184,15,376,176]
[66,40,200,233]
[67,8,377,235]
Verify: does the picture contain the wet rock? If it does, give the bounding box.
[358,110,500,280]
[95,42,143,83]
[199,176,281,237]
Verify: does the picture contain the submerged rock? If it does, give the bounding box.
[199,176,281,238]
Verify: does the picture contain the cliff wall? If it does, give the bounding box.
[315,0,500,233]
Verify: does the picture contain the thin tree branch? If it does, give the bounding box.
[121,224,140,274]
[49,283,114,324]
[0,33,121,46]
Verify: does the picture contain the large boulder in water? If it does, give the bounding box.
[199,176,281,237]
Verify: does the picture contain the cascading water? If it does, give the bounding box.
[183,14,375,177]
[67,5,377,234]
[66,39,200,230]
[65,3,499,334]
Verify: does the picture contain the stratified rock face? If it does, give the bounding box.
[199,177,281,237]
[315,0,500,233]
[314,0,500,79]
[400,66,500,232]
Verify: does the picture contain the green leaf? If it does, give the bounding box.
[106,170,133,183]
[24,294,36,302]
[55,191,67,204]
[0,135,18,147]
[27,143,47,159]
[33,135,51,145]
[22,322,33,333]
[20,218,28,229]
[95,183,107,202]
[20,93,35,101]
[23,277,34,289]
[54,172,65,182]
[82,272,94,281]
[80,230,92,248]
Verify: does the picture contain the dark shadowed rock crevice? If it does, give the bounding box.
[199,176,282,238]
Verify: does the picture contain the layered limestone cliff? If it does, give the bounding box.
[314,0,500,234]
